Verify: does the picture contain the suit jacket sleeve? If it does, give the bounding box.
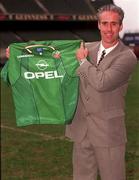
[76,49,137,92]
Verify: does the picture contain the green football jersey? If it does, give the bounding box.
[1,40,82,126]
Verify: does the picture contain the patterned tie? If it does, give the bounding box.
[98,50,106,65]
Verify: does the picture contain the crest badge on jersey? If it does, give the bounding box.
[36,60,49,70]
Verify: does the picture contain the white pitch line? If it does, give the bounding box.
[1,124,70,141]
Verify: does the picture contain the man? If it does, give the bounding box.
[66,4,137,180]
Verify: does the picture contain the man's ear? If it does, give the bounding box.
[98,22,100,30]
[120,23,123,32]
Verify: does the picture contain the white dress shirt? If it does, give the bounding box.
[97,42,119,64]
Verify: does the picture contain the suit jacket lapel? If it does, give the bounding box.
[88,42,100,64]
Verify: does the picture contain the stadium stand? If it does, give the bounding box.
[122,33,139,58]
[0,31,22,65]
[13,30,79,41]
[0,0,96,14]
[0,0,114,66]
[90,0,113,10]
[40,0,94,14]
[0,0,44,13]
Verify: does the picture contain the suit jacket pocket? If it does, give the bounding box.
[104,109,126,143]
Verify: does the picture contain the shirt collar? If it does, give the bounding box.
[99,41,119,55]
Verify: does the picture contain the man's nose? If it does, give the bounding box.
[107,24,112,31]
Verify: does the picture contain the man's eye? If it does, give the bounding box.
[112,23,117,25]
[102,22,107,25]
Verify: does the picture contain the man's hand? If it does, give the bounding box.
[76,42,88,61]
[6,47,10,59]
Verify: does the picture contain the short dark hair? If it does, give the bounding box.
[97,4,124,24]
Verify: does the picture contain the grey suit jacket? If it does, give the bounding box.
[66,40,137,147]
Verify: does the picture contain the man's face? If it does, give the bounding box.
[98,11,123,48]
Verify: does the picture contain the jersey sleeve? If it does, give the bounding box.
[8,44,22,85]
[60,40,81,77]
